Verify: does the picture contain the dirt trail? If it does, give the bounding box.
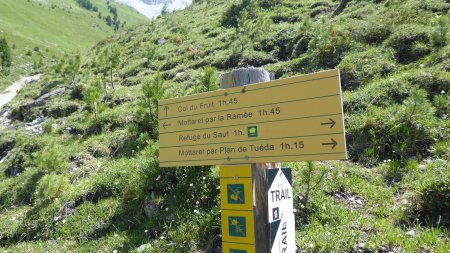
[0,74,41,109]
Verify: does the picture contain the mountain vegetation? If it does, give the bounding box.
[0,0,149,91]
[0,0,449,252]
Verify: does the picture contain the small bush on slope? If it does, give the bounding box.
[339,47,397,90]
[36,173,70,201]
[385,24,431,63]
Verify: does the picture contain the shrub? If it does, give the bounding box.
[42,118,55,134]
[383,159,418,184]
[310,6,329,18]
[232,7,272,56]
[259,0,282,9]
[385,24,431,63]
[36,173,70,200]
[346,89,437,165]
[419,176,450,226]
[350,18,392,44]
[307,20,353,68]
[269,6,301,23]
[402,69,450,95]
[291,33,310,58]
[404,168,450,227]
[221,0,257,28]
[87,142,110,158]
[241,50,276,67]
[290,17,313,58]
[83,78,104,119]
[434,140,450,160]
[210,49,241,69]
[339,47,397,90]
[35,143,68,173]
[48,102,80,118]
[0,37,12,67]
[199,65,218,92]
[344,76,411,113]
[431,15,449,47]
[261,28,298,61]
[433,93,449,117]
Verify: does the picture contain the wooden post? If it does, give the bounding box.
[220,67,281,253]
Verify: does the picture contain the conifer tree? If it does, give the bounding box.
[0,37,12,68]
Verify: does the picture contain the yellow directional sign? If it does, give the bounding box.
[221,210,255,244]
[220,165,253,211]
[219,165,255,250]
[158,69,347,167]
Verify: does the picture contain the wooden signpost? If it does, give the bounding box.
[158,68,347,253]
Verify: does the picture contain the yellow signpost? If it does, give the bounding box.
[220,165,256,252]
[158,69,348,253]
[158,69,347,168]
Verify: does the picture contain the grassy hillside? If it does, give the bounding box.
[0,0,149,90]
[0,0,449,252]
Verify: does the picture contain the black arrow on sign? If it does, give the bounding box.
[321,118,336,128]
[163,105,169,117]
[226,156,231,161]
[162,122,171,129]
[322,138,338,149]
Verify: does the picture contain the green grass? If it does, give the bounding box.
[0,0,449,252]
[0,0,149,91]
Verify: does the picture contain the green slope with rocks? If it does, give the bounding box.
[0,0,449,252]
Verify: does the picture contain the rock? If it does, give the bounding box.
[60,201,76,219]
[0,138,15,160]
[30,88,66,107]
[46,239,57,245]
[0,109,12,129]
[136,244,152,252]
[23,115,47,135]
[406,230,415,237]
[144,201,159,218]
[68,153,98,173]
[15,88,65,122]
[157,37,166,45]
